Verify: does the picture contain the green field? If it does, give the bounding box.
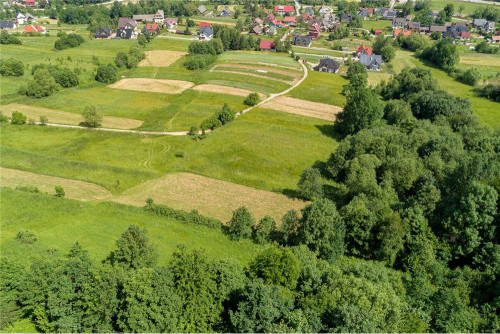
[0,187,260,266]
[287,70,348,107]
[428,0,499,15]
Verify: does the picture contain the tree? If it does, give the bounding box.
[411,90,472,120]
[111,225,158,269]
[95,63,118,84]
[384,100,415,126]
[336,87,384,135]
[25,69,58,98]
[244,92,259,106]
[253,215,276,245]
[227,206,254,240]
[55,186,65,197]
[0,30,22,45]
[297,168,324,200]
[372,35,394,62]
[82,104,103,128]
[297,198,345,261]
[137,34,147,46]
[51,68,79,88]
[380,44,395,62]
[381,67,438,100]
[10,111,27,125]
[39,115,48,126]
[346,61,367,79]
[0,58,24,76]
[422,38,459,68]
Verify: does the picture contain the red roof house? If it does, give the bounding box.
[23,0,35,6]
[284,16,297,23]
[460,31,471,39]
[356,44,372,55]
[393,29,411,37]
[146,23,159,34]
[309,23,321,39]
[375,30,382,35]
[25,25,46,34]
[260,40,275,50]
[198,22,212,28]
[265,13,275,22]
[274,5,294,14]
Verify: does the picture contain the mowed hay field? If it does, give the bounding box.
[192,84,266,99]
[108,78,194,94]
[0,187,261,266]
[138,50,187,67]
[1,167,112,201]
[287,70,347,107]
[260,96,342,121]
[114,172,307,222]
[0,104,143,129]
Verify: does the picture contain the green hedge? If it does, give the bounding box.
[144,202,222,230]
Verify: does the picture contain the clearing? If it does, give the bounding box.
[192,84,266,99]
[138,50,187,67]
[260,96,342,121]
[0,167,112,201]
[0,103,143,129]
[113,172,308,222]
[108,78,194,94]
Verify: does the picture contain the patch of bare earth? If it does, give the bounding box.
[0,167,112,201]
[113,172,307,223]
[0,104,142,129]
[260,96,342,121]
[108,78,194,94]
[138,50,187,67]
[192,84,266,99]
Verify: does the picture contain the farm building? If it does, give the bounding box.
[313,58,340,73]
[132,14,155,22]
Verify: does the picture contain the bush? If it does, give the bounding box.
[15,230,38,244]
[25,68,58,98]
[475,40,498,54]
[457,68,481,86]
[144,201,222,229]
[0,30,22,45]
[244,92,260,106]
[216,103,235,125]
[55,186,65,197]
[115,52,128,67]
[183,54,217,70]
[0,58,24,76]
[126,46,145,69]
[0,111,9,123]
[297,168,324,200]
[188,125,199,136]
[95,63,118,83]
[15,185,41,193]
[51,67,79,87]
[82,104,103,128]
[11,111,27,125]
[39,115,48,125]
[54,33,84,50]
[474,84,500,102]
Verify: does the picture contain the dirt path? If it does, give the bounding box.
[22,61,309,136]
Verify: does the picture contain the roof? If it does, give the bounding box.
[293,34,311,44]
[393,17,406,24]
[492,35,500,41]
[474,18,487,26]
[284,16,297,23]
[199,26,213,36]
[430,25,447,32]
[274,5,294,12]
[198,5,206,13]
[359,54,383,67]
[94,27,111,37]
[115,28,133,39]
[198,22,211,28]
[271,19,285,27]
[315,58,340,71]
[0,21,16,29]
[132,14,154,22]
[375,29,382,34]
[118,17,136,29]
[164,18,178,25]
[146,23,159,31]
[408,22,420,28]
[356,44,372,55]
[266,13,275,21]
[260,40,275,49]
[154,10,164,17]
[24,25,44,33]
[310,23,321,32]
[460,31,471,38]
[252,17,263,24]
[393,29,411,37]
[251,25,262,34]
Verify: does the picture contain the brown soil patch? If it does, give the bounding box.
[260,96,342,121]
[0,167,112,202]
[215,63,303,78]
[108,78,194,94]
[192,84,266,99]
[138,50,187,67]
[113,172,307,222]
[0,104,142,129]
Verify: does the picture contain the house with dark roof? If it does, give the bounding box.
[473,18,487,27]
[357,8,373,20]
[163,18,178,29]
[393,17,406,29]
[118,17,137,30]
[359,54,383,70]
[218,7,231,17]
[408,21,420,32]
[132,14,154,22]
[260,40,275,51]
[0,21,17,29]
[114,28,136,39]
[482,21,495,33]
[430,25,447,33]
[94,27,112,39]
[292,34,312,47]
[443,26,470,40]
[198,5,206,15]
[199,26,213,40]
[250,25,262,35]
[314,58,340,73]
[304,7,314,16]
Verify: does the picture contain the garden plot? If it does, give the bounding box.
[138,50,187,67]
[108,78,194,94]
[0,104,143,129]
[260,96,342,121]
[192,84,266,99]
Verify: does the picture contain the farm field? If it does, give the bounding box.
[428,0,498,14]
[286,70,348,107]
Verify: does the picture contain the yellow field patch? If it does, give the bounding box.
[192,84,266,99]
[113,172,307,222]
[260,96,342,121]
[138,50,187,67]
[0,167,112,202]
[0,104,143,129]
[108,78,194,94]
[460,55,500,67]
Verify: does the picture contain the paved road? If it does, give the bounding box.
[29,62,309,136]
[294,0,301,16]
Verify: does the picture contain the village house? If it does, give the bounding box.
[482,21,495,33]
[94,27,112,39]
[199,26,213,41]
[300,13,314,23]
[198,22,211,29]
[163,18,178,29]
[309,22,321,39]
[265,13,275,23]
[23,0,35,7]
[408,21,420,33]
[488,35,500,43]
[318,5,331,15]
[356,44,372,57]
[357,8,373,20]
[132,14,154,22]
[473,18,487,28]
[341,14,352,23]
[284,16,297,26]
[265,26,277,35]
[198,5,206,15]
[218,7,231,17]
[260,40,275,51]
[250,25,262,35]
[14,12,25,24]
[0,20,17,29]
[24,24,45,34]
[292,34,312,47]
[430,25,447,34]
[359,54,383,70]
[392,17,406,29]
[251,17,263,26]
[145,23,160,35]
[393,29,411,38]
[313,58,340,73]
[118,17,137,31]
[153,10,164,24]
[419,26,430,34]
[377,8,396,20]
[274,5,294,15]
[304,7,314,16]
[270,19,285,28]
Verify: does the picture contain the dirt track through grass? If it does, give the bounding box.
[260,96,342,121]
[138,50,187,67]
[0,104,143,129]
[108,78,194,94]
[0,167,112,201]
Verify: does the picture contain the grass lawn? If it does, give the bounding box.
[362,20,392,31]
[0,187,261,266]
[428,0,498,15]
[286,70,348,107]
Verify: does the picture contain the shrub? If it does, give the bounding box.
[253,215,276,245]
[0,111,9,123]
[82,104,103,128]
[216,103,235,125]
[11,111,27,125]
[474,84,500,102]
[244,92,260,106]
[227,206,254,240]
[54,33,84,50]
[144,202,222,229]
[95,63,118,83]
[115,52,128,67]
[297,168,324,200]
[0,30,22,45]
[15,230,38,244]
[51,67,79,87]
[15,185,41,193]
[0,58,24,76]
[188,125,199,136]
[39,115,48,125]
[475,40,498,54]
[25,69,58,98]
[55,185,65,197]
